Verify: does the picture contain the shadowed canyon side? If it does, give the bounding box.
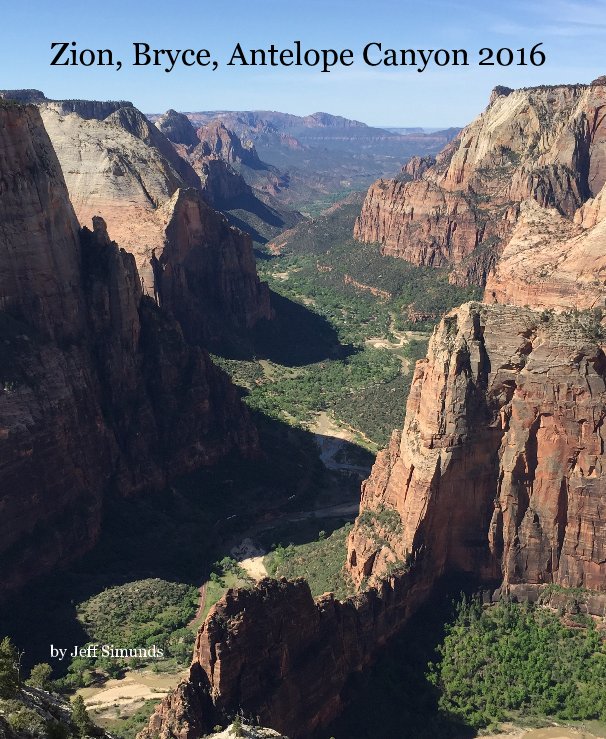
[354,77,606,286]
[36,98,272,342]
[0,102,258,599]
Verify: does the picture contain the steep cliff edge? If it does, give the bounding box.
[153,188,272,344]
[485,195,606,310]
[355,77,606,286]
[0,103,257,598]
[38,100,272,341]
[140,576,434,739]
[347,302,606,592]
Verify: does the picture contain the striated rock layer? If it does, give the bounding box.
[0,103,258,598]
[355,77,606,286]
[347,302,606,592]
[140,575,434,739]
[38,100,272,342]
[141,81,606,739]
[485,195,606,310]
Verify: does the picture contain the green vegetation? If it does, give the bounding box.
[0,638,20,698]
[430,598,606,731]
[75,579,198,670]
[214,196,477,447]
[265,524,354,599]
[25,664,53,691]
[70,696,94,738]
[200,558,253,623]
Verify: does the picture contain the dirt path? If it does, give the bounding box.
[485,727,604,739]
[79,669,188,714]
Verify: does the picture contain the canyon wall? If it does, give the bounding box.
[38,100,272,342]
[485,196,606,310]
[347,301,606,591]
[355,78,606,286]
[0,102,257,598]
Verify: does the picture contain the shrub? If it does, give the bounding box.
[26,663,53,691]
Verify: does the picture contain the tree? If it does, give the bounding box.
[71,695,93,737]
[0,637,20,698]
[231,715,244,737]
[26,663,53,691]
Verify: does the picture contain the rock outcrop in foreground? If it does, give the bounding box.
[0,103,257,598]
[141,576,432,739]
[355,78,606,286]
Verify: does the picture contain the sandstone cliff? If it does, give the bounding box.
[484,198,606,310]
[140,575,433,739]
[347,302,606,592]
[0,103,258,598]
[37,99,272,342]
[355,77,606,286]
[153,188,272,343]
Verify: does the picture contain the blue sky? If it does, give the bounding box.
[2,0,605,126]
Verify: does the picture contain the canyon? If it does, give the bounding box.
[140,77,606,739]
[2,75,606,739]
[151,109,459,210]
[0,101,259,599]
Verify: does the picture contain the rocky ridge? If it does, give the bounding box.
[355,78,606,286]
[37,98,272,344]
[140,576,433,739]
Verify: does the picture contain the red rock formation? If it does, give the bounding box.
[140,575,434,739]
[347,302,606,592]
[355,79,606,286]
[196,121,262,169]
[0,103,258,599]
[38,100,272,342]
[153,188,272,344]
[401,154,435,181]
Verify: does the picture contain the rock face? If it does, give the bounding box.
[37,100,272,342]
[0,103,258,598]
[153,188,272,343]
[155,108,199,147]
[140,576,433,739]
[355,79,606,286]
[195,120,263,169]
[484,199,606,310]
[347,302,606,592]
